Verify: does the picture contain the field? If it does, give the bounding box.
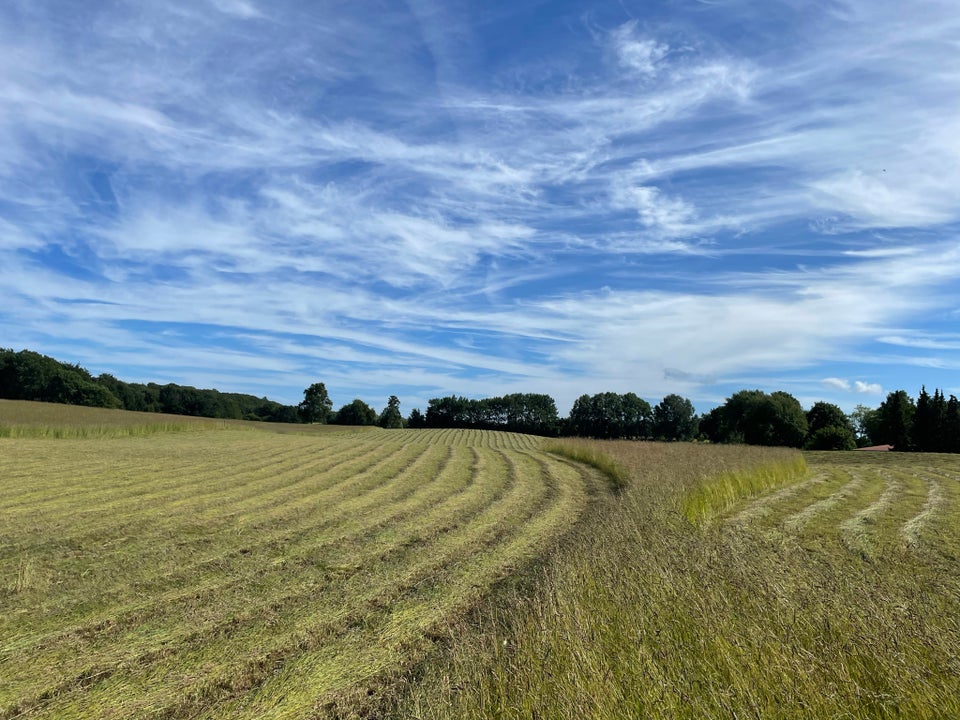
[4,401,959,719]
[0,402,603,718]
[402,444,960,719]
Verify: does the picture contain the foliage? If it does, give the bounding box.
[566,391,652,439]
[805,424,857,451]
[703,389,808,447]
[0,349,299,422]
[334,397,378,425]
[876,389,916,450]
[407,407,426,429]
[298,382,333,424]
[849,404,881,446]
[379,394,405,428]
[652,393,698,441]
[425,393,560,436]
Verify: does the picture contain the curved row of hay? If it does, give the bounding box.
[0,427,601,719]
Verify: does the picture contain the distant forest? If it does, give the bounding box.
[1,348,956,451]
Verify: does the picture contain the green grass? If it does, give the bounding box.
[0,409,604,719]
[397,444,960,719]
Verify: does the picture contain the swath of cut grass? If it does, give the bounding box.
[0,421,605,719]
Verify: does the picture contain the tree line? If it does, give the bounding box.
[0,349,298,422]
[4,348,957,450]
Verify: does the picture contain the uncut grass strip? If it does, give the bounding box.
[13,445,541,718]
[0,444,491,693]
[0,435,398,549]
[0,441,445,648]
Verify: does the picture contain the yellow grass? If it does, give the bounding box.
[0,413,604,719]
[398,444,960,719]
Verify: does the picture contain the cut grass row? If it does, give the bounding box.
[397,445,960,719]
[0,419,603,719]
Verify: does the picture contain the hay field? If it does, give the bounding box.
[402,445,960,719]
[0,406,604,719]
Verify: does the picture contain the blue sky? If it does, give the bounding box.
[2,0,960,416]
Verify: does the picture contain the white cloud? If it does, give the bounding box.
[822,377,851,391]
[854,380,883,394]
[209,0,263,19]
[612,23,669,76]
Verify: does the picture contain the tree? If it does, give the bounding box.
[806,402,851,436]
[876,390,915,450]
[298,382,333,424]
[379,395,404,429]
[334,398,377,426]
[805,425,856,451]
[804,401,855,450]
[652,394,698,441]
[707,390,807,447]
[849,404,880,447]
[946,395,960,454]
[407,408,426,429]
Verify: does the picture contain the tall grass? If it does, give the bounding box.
[396,442,960,719]
[542,439,629,490]
[683,451,808,523]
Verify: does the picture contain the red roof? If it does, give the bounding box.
[855,444,893,451]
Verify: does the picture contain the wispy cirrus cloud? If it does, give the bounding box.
[2,0,960,412]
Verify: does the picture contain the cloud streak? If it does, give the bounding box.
[2,0,960,413]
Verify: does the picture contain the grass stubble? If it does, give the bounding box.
[398,444,960,720]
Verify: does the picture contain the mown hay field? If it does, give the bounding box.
[402,444,960,719]
[0,402,605,719]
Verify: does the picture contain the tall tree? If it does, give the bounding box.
[876,390,915,451]
[298,382,333,424]
[946,395,960,454]
[378,395,404,429]
[652,394,698,441]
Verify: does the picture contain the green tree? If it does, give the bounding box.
[407,408,426,429]
[876,390,915,451]
[805,425,856,450]
[378,395,404,428]
[849,404,880,447]
[335,398,377,426]
[298,382,333,424]
[652,394,698,441]
[807,401,852,436]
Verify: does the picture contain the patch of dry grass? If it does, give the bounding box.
[397,444,960,720]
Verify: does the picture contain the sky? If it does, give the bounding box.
[2,0,960,417]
